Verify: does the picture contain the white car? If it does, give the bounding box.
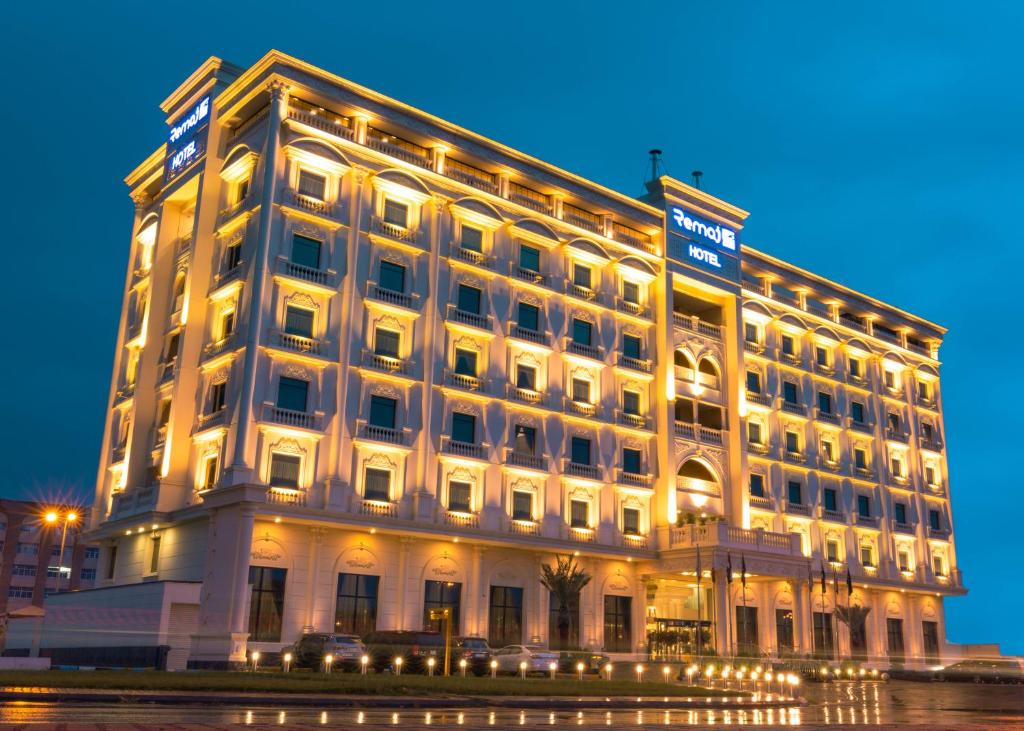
[492,644,561,675]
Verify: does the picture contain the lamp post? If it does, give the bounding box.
[44,510,79,593]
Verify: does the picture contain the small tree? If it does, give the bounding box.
[835,605,871,660]
[540,555,592,649]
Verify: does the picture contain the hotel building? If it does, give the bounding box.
[73,51,962,670]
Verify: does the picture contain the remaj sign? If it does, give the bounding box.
[164,95,211,182]
[666,204,740,280]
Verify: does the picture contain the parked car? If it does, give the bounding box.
[454,636,492,675]
[492,644,561,675]
[363,630,444,673]
[285,633,365,670]
[934,659,1024,684]
[558,650,610,674]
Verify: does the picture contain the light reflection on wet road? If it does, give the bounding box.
[0,681,1021,727]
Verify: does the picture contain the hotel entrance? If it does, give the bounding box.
[645,578,715,660]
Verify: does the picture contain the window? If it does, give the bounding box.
[785,430,800,454]
[452,412,476,444]
[517,302,540,332]
[512,490,533,521]
[815,346,829,367]
[776,609,795,653]
[276,377,308,412]
[817,392,832,414]
[781,334,795,356]
[891,455,904,478]
[454,348,477,376]
[106,546,117,580]
[461,225,483,253]
[622,334,642,360]
[235,178,250,204]
[749,473,765,498]
[208,382,226,413]
[364,468,390,501]
[823,488,838,513]
[202,455,218,490]
[860,545,874,568]
[747,421,762,445]
[570,499,589,528]
[622,280,640,304]
[369,395,397,429]
[854,447,867,470]
[374,328,400,358]
[603,595,632,652]
[513,424,537,454]
[735,606,759,656]
[335,573,379,635]
[423,580,461,635]
[822,439,835,463]
[291,235,322,269]
[297,170,326,200]
[80,568,97,581]
[12,564,36,576]
[851,401,865,423]
[622,448,642,475]
[849,357,862,378]
[85,547,100,560]
[744,322,759,343]
[488,586,523,648]
[164,332,180,363]
[918,380,931,400]
[248,566,287,642]
[219,309,235,339]
[746,371,761,393]
[224,240,242,271]
[379,260,406,293]
[570,437,591,466]
[148,535,161,574]
[783,381,799,404]
[887,618,905,663]
[383,198,408,227]
[448,481,472,512]
[932,555,945,577]
[622,389,640,415]
[787,480,802,505]
[622,507,641,535]
[895,502,908,525]
[884,369,896,389]
[814,612,835,659]
[549,589,580,651]
[826,539,839,562]
[572,263,592,289]
[7,587,33,600]
[516,364,537,391]
[457,284,481,314]
[928,509,941,531]
[887,412,901,433]
[284,305,314,338]
[269,453,301,489]
[925,465,937,485]
[897,549,911,572]
[571,378,590,403]
[571,318,592,346]
[857,494,871,518]
[16,543,38,555]
[519,244,540,273]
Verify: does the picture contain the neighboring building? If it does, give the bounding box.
[78,51,963,670]
[0,500,98,613]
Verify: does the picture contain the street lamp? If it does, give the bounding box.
[490,659,498,679]
[44,509,79,593]
[282,652,292,673]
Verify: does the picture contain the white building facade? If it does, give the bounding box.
[82,52,963,670]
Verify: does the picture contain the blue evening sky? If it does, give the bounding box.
[3,2,1020,653]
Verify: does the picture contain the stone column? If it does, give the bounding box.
[712,570,729,657]
[303,527,324,633]
[395,537,413,630]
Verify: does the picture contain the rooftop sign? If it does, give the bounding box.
[164,95,211,182]
[666,204,740,281]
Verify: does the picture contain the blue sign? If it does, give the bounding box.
[668,205,737,251]
[164,95,211,182]
[666,204,740,281]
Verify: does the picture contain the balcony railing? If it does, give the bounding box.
[563,461,601,481]
[511,265,549,288]
[840,314,869,333]
[919,436,943,452]
[669,522,802,556]
[276,256,336,287]
[508,182,552,214]
[785,502,811,516]
[446,304,493,332]
[443,439,487,460]
[109,486,158,520]
[361,350,413,376]
[849,419,873,434]
[564,281,603,304]
[504,450,548,472]
[815,409,839,424]
[370,216,420,245]
[452,245,496,270]
[615,298,651,320]
[892,520,916,534]
[444,510,480,529]
[287,107,354,139]
[885,428,909,443]
[267,488,307,506]
[856,514,881,528]
[749,495,773,511]
[616,470,653,488]
[444,157,498,194]
[674,422,724,445]
[508,324,549,346]
[616,410,652,431]
[273,330,325,356]
[509,519,540,536]
[360,499,398,518]
[620,532,649,550]
[445,370,487,393]
[567,526,597,542]
[611,222,656,254]
[562,203,602,234]
[286,189,335,217]
[357,422,408,446]
[672,313,722,340]
[821,509,846,523]
[927,526,951,540]
[780,400,805,416]
[563,338,603,361]
[366,282,420,311]
[365,130,432,168]
[506,384,548,407]
[261,405,322,431]
[744,340,765,355]
[563,398,598,418]
[617,354,652,373]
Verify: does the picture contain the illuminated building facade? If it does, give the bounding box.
[81,52,963,669]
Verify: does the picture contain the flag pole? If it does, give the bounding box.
[807,560,816,659]
[695,545,702,664]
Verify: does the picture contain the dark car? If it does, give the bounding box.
[363,630,445,673]
[558,650,610,674]
[454,636,492,675]
[285,633,366,670]
[935,659,1024,684]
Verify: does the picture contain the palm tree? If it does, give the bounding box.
[540,555,592,649]
[835,605,871,660]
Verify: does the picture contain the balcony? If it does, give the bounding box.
[195,408,227,432]
[276,256,337,288]
[508,182,552,214]
[927,526,951,540]
[611,222,656,255]
[745,391,771,408]
[747,440,771,455]
[617,354,652,373]
[749,495,773,511]
[674,422,724,446]
[847,371,869,387]
[452,245,496,270]
[780,400,805,416]
[442,438,487,461]
[504,450,549,472]
[114,383,135,403]
[511,265,550,288]
[563,397,599,419]
[785,502,811,516]
[620,532,650,550]
[673,313,722,340]
[821,509,846,523]
[286,189,336,218]
[815,409,840,424]
[272,330,326,357]
[359,499,398,518]
[563,461,601,481]
[562,203,602,234]
[287,106,354,140]
[892,520,916,535]
[203,334,239,360]
[616,410,652,431]
[919,436,943,452]
[564,281,604,305]
[616,470,653,489]
[813,361,836,377]
[445,370,487,394]
[370,216,420,246]
[783,450,806,465]
[567,525,597,543]
[885,428,909,443]
[744,340,766,355]
[365,131,432,168]
[854,465,876,479]
[563,338,604,362]
[840,314,869,334]
[109,486,158,520]
[444,158,498,195]
[509,519,540,536]
[357,422,409,446]
[360,350,413,377]
[849,419,873,435]
[261,405,323,431]
[508,323,550,347]
[267,488,307,507]
[444,510,481,529]
[506,384,549,408]
[110,443,126,463]
[668,522,802,557]
[615,297,651,320]
[365,282,420,312]
[856,514,881,528]
[446,304,493,332]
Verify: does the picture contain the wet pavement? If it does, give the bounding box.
[0,681,1020,728]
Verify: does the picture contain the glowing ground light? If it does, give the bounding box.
[520,660,528,679]
[395,656,403,676]
[323,654,333,673]
[550,661,558,679]
[604,662,613,679]
[250,650,260,670]
[282,652,292,672]
[635,663,645,682]
[361,655,369,674]
[459,658,467,677]
[577,662,586,680]
[427,657,436,676]
[490,659,498,678]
